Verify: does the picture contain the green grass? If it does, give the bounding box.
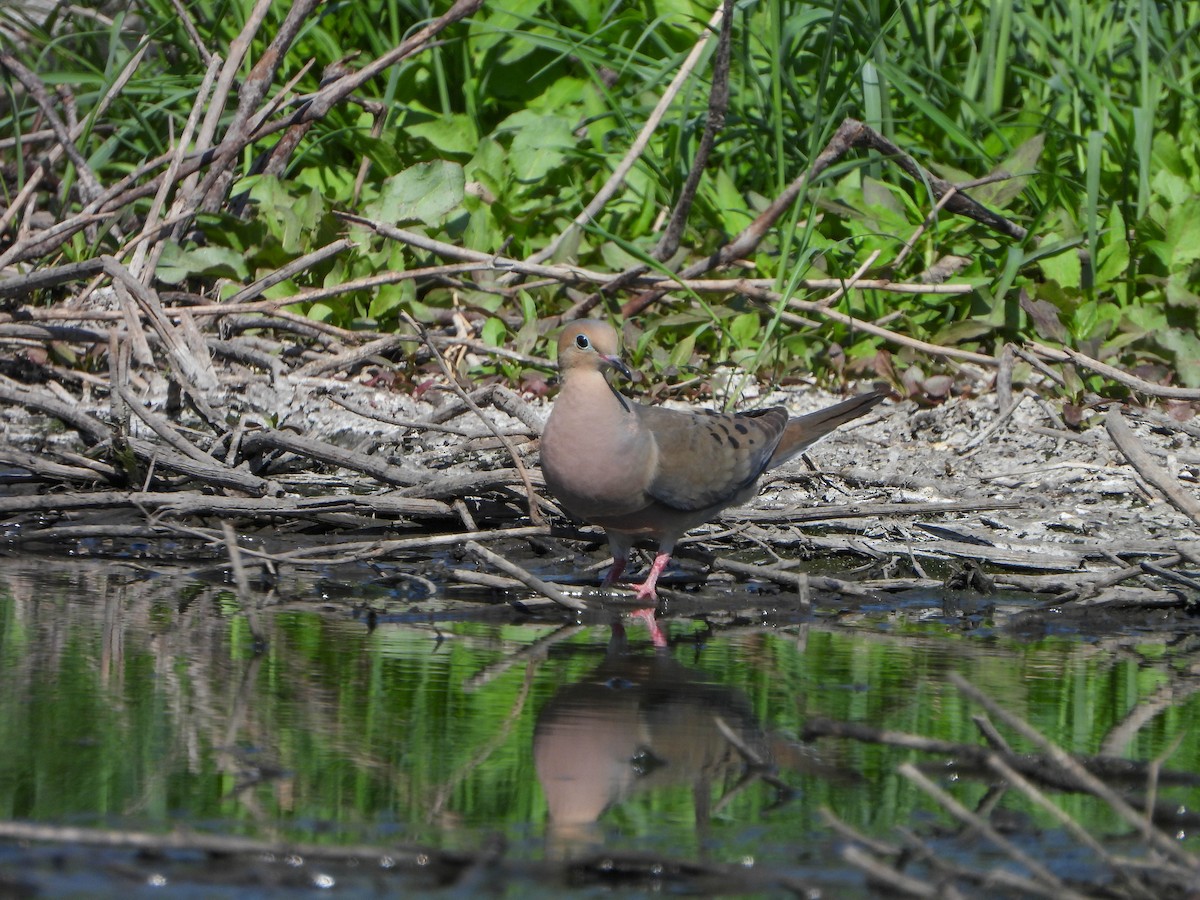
[3,0,1200,392]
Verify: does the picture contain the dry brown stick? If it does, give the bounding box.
[0,490,451,519]
[339,213,616,284]
[343,217,976,301]
[0,374,110,444]
[1,2,478,267]
[0,51,104,204]
[960,391,1030,454]
[892,827,1056,899]
[223,238,356,305]
[244,58,322,186]
[730,498,1021,523]
[332,394,534,440]
[115,382,215,466]
[1106,407,1200,525]
[111,278,156,367]
[0,128,57,151]
[238,427,424,486]
[124,435,276,494]
[127,53,223,282]
[622,117,1025,318]
[948,671,1200,869]
[196,0,313,213]
[0,818,466,869]
[186,0,274,186]
[257,525,553,565]
[853,126,1027,239]
[0,446,113,484]
[0,258,109,298]
[661,0,732,260]
[741,283,997,366]
[0,38,150,262]
[464,540,585,612]
[102,0,484,221]
[293,331,410,378]
[0,322,111,343]
[687,276,972,294]
[563,1,734,321]
[687,552,875,596]
[488,384,546,434]
[402,312,544,525]
[890,182,962,270]
[1059,586,1189,609]
[994,560,1157,599]
[165,0,213,66]
[1031,340,1200,400]
[103,257,221,394]
[328,394,494,437]
[1140,560,1200,593]
[297,0,484,122]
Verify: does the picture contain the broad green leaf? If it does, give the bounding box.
[668,332,696,369]
[481,316,507,347]
[368,282,413,320]
[1036,236,1082,290]
[975,132,1045,208]
[506,113,576,182]
[1095,208,1130,284]
[156,243,249,284]
[409,114,479,157]
[1157,329,1200,387]
[364,161,465,226]
[729,312,760,349]
[1164,197,1200,270]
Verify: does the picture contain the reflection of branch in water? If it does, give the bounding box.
[827,674,1200,897]
[1101,669,1200,758]
[426,661,537,823]
[464,623,584,692]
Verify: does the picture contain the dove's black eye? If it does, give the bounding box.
[575,334,591,350]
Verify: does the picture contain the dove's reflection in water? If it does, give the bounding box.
[534,623,806,851]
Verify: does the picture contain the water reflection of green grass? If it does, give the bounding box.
[0,560,1196,869]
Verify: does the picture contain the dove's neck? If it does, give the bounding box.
[559,369,630,420]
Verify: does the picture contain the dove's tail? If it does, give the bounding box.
[769,388,887,468]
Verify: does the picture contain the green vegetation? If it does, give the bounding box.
[3,0,1200,391]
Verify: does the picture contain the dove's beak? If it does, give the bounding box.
[601,354,633,382]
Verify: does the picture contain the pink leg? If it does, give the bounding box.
[630,550,672,602]
[629,607,667,648]
[601,554,627,587]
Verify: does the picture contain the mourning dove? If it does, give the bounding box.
[540,319,885,607]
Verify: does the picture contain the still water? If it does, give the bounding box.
[1,555,1198,895]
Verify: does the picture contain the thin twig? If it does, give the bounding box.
[402,312,544,525]
[521,4,726,269]
[464,541,585,611]
[1106,407,1200,525]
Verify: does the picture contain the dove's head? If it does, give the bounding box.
[556,320,633,381]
